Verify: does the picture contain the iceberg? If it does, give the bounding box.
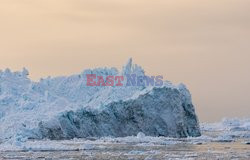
[201,118,250,139]
[0,59,200,142]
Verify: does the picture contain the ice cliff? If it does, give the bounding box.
[0,59,200,142]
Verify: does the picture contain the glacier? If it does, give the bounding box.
[0,58,201,142]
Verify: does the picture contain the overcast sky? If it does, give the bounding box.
[0,0,250,122]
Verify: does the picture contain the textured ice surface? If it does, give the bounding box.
[201,118,250,142]
[38,86,200,139]
[0,59,200,142]
[0,124,250,160]
[0,118,250,160]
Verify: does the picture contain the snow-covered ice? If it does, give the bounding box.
[0,59,249,159]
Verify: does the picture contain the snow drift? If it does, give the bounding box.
[0,59,200,142]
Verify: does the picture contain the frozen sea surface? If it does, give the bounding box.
[1,118,250,160]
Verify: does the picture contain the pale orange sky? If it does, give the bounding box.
[0,0,250,122]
